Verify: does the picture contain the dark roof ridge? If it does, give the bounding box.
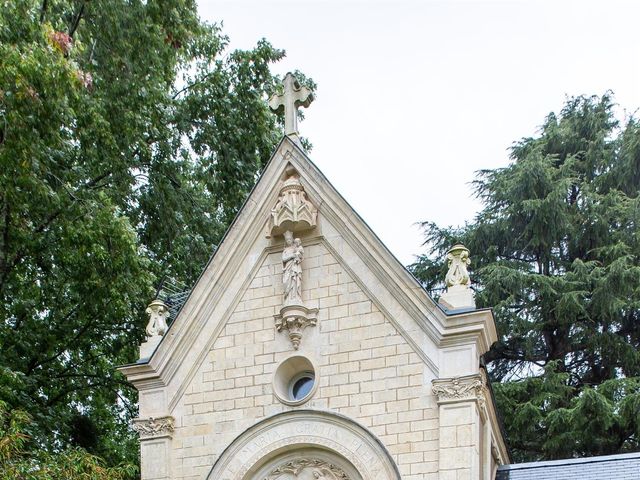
[498,451,640,471]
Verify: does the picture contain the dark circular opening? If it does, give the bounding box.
[291,374,314,401]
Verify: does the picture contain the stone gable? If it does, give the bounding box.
[172,242,439,479]
[120,136,510,480]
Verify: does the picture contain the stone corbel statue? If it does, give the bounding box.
[265,162,319,351]
[275,230,317,350]
[282,230,304,305]
[438,243,476,310]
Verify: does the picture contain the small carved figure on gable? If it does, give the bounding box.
[445,243,471,288]
[283,230,303,304]
[145,299,170,337]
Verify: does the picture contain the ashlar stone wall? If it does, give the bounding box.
[170,240,440,480]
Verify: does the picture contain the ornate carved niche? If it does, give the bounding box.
[265,458,350,479]
[269,166,320,351]
[267,167,318,238]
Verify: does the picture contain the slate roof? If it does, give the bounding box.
[495,452,640,480]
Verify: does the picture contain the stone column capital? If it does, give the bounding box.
[432,374,486,405]
[132,415,175,440]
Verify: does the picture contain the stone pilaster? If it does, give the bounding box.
[432,374,487,480]
[133,416,174,480]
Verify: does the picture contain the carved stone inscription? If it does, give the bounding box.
[207,413,399,480]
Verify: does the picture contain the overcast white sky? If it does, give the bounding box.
[199,0,640,265]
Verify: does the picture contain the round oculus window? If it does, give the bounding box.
[273,355,318,406]
[289,372,315,401]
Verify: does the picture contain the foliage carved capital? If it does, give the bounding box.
[132,415,174,439]
[432,374,486,405]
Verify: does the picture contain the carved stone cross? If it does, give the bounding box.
[269,72,314,137]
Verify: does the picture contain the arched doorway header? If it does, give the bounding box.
[207,409,401,480]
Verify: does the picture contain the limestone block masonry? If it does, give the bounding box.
[119,133,510,480]
[172,241,439,479]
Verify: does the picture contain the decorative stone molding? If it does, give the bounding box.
[268,171,318,238]
[432,374,486,404]
[492,441,505,465]
[206,410,401,480]
[265,458,349,479]
[145,299,170,337]
[132,415,175,439]
[274,305,318,350]
[439,243,476,309]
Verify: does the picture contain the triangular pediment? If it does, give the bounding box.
[119,137,498,409]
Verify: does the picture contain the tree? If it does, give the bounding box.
[411,94,640,461]
[0,398,135,480]
[0,0,314,470]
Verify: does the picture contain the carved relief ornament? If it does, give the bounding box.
[145,299,170,337]
[444,243,471,288]
[274,305,318,350]
[265,458,349,480]
[432,374,486,405]
[132,415,175,439]
[267,169,317,238]
[439,243,476,309]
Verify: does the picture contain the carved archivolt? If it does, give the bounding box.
[132,415,174,439]
[206,410,401,480]
[265,458,349,479]
[432,374,486,404]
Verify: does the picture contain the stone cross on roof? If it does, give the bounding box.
[269,72,314,138]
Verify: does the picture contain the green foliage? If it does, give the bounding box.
[0,0,313,472]
[0,400,136,479]
[411,94,640,461]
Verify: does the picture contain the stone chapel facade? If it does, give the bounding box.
[119,74,510,480]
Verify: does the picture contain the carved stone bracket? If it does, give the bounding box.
[432,374,486,405]
[274,304,319,350]
[492,441,505,465]
[265,458,349,479]
[132,415,175,439]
